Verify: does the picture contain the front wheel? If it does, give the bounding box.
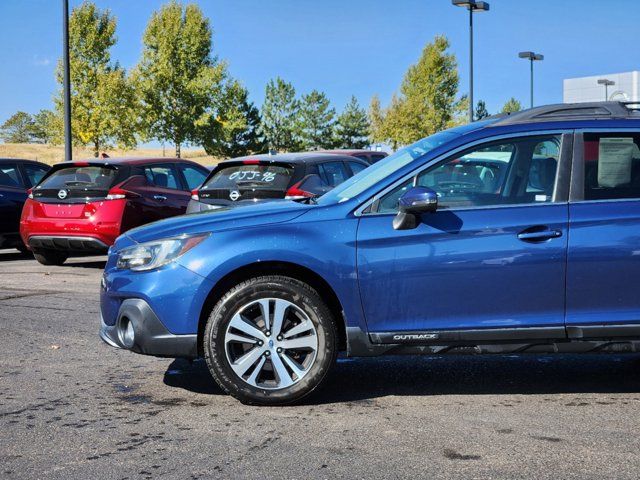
[33,250,68,266]
[204,275,338,405]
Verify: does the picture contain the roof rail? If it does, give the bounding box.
[490,101,640,126]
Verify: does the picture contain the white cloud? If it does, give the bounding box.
[32,55,52,67]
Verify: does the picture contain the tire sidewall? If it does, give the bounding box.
[204,276,337,405]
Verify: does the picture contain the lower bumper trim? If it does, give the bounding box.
[29,235,109,253]
[100,299,198,359]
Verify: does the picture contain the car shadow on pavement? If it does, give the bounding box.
[163,353,640,404]
[0,251,33,261]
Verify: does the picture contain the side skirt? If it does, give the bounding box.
[346,326,640,357]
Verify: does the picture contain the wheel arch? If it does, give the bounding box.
[197,261,347,356]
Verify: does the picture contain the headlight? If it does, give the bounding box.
[116,233,209,271]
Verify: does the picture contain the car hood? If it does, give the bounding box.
[124,200,311,245]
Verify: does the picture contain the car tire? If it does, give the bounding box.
[204,275,338,406]
[33,250,68,266]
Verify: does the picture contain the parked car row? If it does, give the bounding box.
[1,149,384,265]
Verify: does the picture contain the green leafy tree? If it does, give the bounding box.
[368,95,385,144]
[133,1,226,157]
[501,97,522,114]
[30,110,59,144]
[382,35,460,146]
[54,1,137,157]
[296,90,336,150]
[0,112,34,143]
[475,100,489,120]
[261,77,299,152]
[200,80,265,158]
[333,96,370,149]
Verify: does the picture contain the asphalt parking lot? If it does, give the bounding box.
[1,250,640,479]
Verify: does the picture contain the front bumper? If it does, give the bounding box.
[100,298,198,359]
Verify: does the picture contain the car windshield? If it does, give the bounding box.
[316,129,461,205]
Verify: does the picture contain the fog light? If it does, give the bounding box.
[118,316,135,349]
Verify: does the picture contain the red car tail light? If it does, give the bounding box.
[191,189,200,201]
[106,187,140,200]
[285,181,315,200]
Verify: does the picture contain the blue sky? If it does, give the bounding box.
[1,0,639,126]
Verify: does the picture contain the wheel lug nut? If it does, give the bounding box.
[276,347,282,353]
[277,335,283,341]
[264,351,270,356]
[258,341,263,346]
[265,331,271,337]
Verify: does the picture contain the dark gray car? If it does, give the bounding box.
[187,152,369,213]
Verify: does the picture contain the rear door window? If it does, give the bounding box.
[371,154,387,164]
[317,161,349,187]
[144,165,181,190]
[348,162,368,176]
[23,164,49,187]
[33,165,120,201]
[582,133,640,200]
[0,164,22,188]
[179,164,208,190]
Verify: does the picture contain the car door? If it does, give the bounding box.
[139,164,187,220]
[356,133,572,339]
[0,162,27,239]
[566,130,640,336]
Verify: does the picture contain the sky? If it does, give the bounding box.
[1,0,640,127]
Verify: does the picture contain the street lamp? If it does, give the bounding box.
[62,0,72,161]
[452,0,490,122]
[518,51,544,108]
[597,78,615,101]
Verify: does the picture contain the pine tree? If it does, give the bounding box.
[475,100,489,120]
[200,80,264,158]
[501,97,522,114]
[333,96,370,149]
[133,1,226,157]
[261,77,299,152]
[296,90,336,150]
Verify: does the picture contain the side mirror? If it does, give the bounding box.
[393,186,438,230]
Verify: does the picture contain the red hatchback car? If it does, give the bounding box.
[20,157,210,265]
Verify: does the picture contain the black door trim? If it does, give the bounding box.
[370,326,567,345]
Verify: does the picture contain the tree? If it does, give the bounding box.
[382,35,460,146]
[0,112,34,143]
[133,1,226,157]
[30,110,59,144]
[200,80,265,158]
[261,77,299,152]
[333,96,370,149]
[475,100,489,120]
[54,1,137,156]
[296,90,336,150]
[368,95,385,144]
[501,97,522,114]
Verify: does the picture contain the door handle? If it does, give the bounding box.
[517,227,562,242]
[153,195,167,201]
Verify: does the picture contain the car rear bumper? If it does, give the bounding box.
[29,235,109,253]
[99,298,198,359]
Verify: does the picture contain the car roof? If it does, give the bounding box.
[51,157,202,167]
[319,149,387,156]
[0,158,50,167]
[219,152,364,165]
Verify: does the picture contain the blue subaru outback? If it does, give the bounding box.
[101,102,640,405]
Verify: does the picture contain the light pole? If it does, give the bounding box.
[62,0,72,161]
[452,0,490,122]
[518,51,544,108]
[597,78,615,101]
